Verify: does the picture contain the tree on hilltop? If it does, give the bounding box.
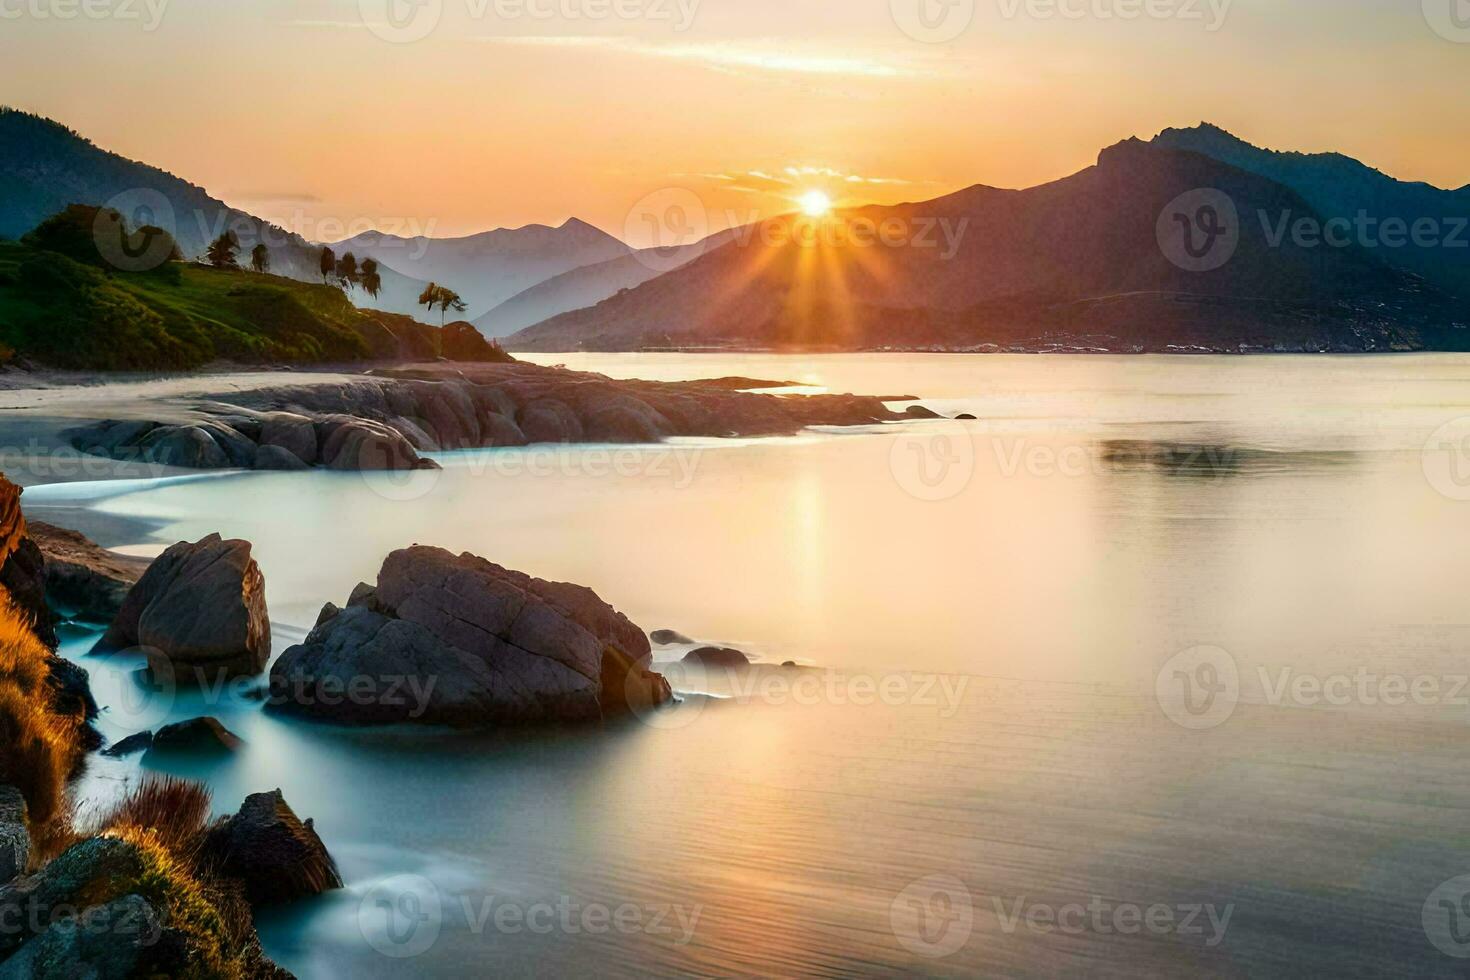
[360,257,382,300]
[205,231,240,269]
[319,246,335,284]
[250,243,270,274]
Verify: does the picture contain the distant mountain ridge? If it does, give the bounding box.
[330,217,632,320]
[505,134,1469,353]
[0,107,434,319]
[473,228,743,338]
[1150,122,1470,300]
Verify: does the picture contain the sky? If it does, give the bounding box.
[3,0,1469,245]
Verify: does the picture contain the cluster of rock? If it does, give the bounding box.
[70,361,904,472]
[270,545,673,726]
[0,785,336,979]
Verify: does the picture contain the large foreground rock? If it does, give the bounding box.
[270,546,672,726]
[202,790,342,906]
[26,522,151,623]
[101,534,271,682]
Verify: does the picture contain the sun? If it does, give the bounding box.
[798,190,833,217]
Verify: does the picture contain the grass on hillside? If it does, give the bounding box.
[0,241,507,370]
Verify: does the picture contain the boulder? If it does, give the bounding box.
[100,731,153,758]
[139,426,230,469]
[902,405,943,420]
[321,420,427,472]
[0,786,27,885]
[270,546,671,726]
[195,422,258,468]
[201,790,342,907]
[0,893,167,980]
[259,412,318,465]
[102,534,271,683]
[517,399,584,444]
[386,415,438,451]
[480,413,529,448]
[70,419,158,457]
[27,522,151,623]
[955,413,978,421]
[253,445,311,471]
[650,629,693,645]
[684,646,750,668]
[579,397,673,444]
[146,717,242,757]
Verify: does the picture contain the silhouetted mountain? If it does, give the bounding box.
[331,218,632,321]
[0,107,432,318]
[1152,123,1470,300]
[507,138,1468,353]
[472,228,742,338]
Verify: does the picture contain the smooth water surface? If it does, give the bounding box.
[41,354,1470,978]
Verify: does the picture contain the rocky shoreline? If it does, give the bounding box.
[0,460,703,976]
[67,361,905,473]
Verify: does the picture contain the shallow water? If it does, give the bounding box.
[41,354,1470,977]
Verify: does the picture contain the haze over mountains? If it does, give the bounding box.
[4,107,1467,355]
[473,229,743,338]
[508,127,1470,353]
[0,109,434,319]
[331,219,631,321]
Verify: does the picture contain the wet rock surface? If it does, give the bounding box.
[69,361,902,472]
[271,545,673,727]
[101,534,271,683]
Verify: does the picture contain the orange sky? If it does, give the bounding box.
[3,0,1468,244]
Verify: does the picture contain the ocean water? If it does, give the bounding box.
[35,353,1470,977]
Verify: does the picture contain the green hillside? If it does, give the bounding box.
[0,240,508,370]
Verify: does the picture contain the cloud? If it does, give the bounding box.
[480,36,920,79]
[673,167,920,196]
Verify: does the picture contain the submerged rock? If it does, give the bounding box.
[684,646,750,668]
[202,789,342,907]
[146,717,243,757]
[270,546,672,727]
[100,731,153,758]
[102,534,271,683]
[650,629,694,645]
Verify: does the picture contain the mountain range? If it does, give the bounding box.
[0,108,435,319]
[505,128,1470,353]
[330,219,631,321]
[4,108,1467,354]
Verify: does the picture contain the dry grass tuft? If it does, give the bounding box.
[88,775,214,864]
